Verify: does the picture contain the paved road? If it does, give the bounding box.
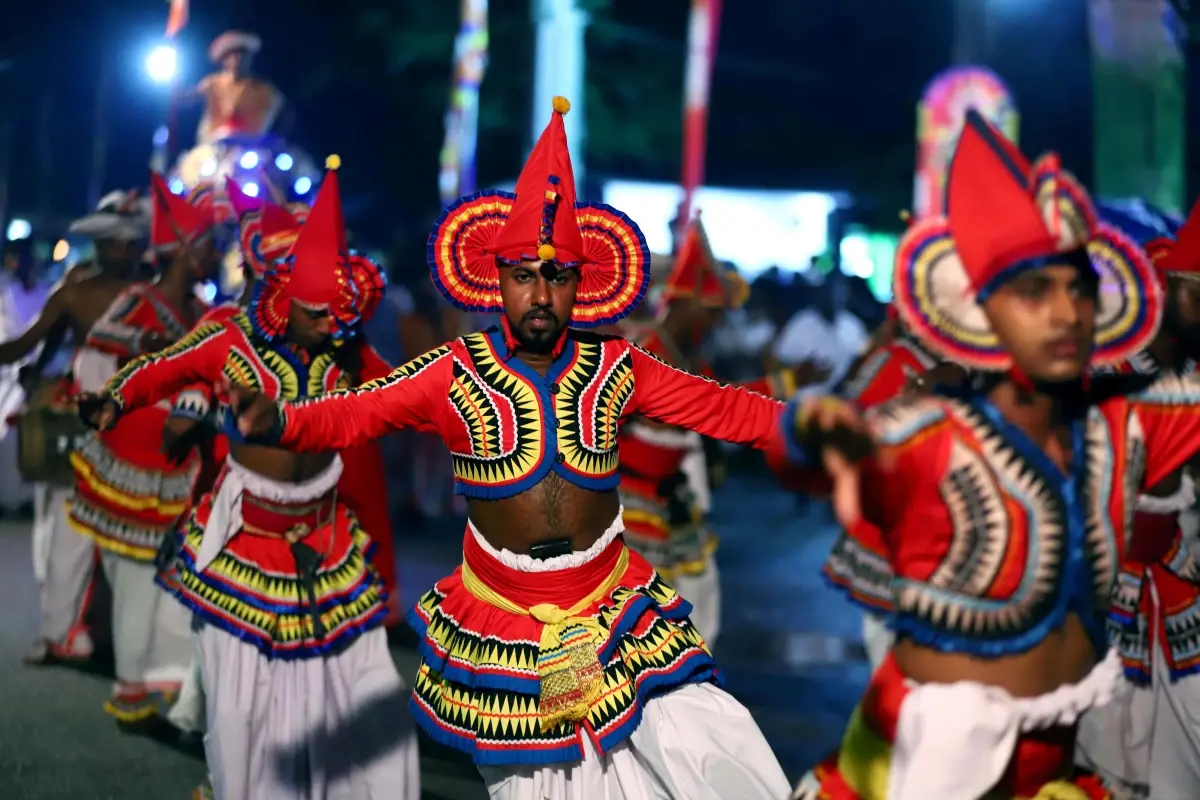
[0,474,867,798]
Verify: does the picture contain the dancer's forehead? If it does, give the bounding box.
[506,260,578,281]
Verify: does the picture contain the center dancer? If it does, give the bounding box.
[222,97,791,799]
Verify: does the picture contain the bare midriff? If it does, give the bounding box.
[893,612,1096,698]
[468,476,621,555]
[230,442,336,485]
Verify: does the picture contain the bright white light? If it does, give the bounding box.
[145,45,178,84]
[5,218,31,241]
[293,176,312,195]
[601,180,839,278]
[199,282,218,304]
[199,159,217,178]
[52,240,70,261]
[168,178,185,195]
[839,234,875,279]
[275,153,294,171]
[239,151,260,170]
[243,182,260,198]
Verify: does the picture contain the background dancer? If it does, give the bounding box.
[1076,218,1200,800]
[1,190,149,668]
[618,216,819,644]
[69,176,219,730]
[78,157,419,800]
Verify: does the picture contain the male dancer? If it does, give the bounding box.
[217,98,791,799]
[155,178,288,748]
[78,157,418,799]
[1075,223,1200,799]
[192,31,282,146]
[219,177,403,624]
[618,217,809,644]
[69,176,219,727]
[818,314,963,671]
[0,190,147,666]
[784,112,1200,799]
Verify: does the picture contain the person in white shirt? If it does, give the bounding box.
[772,268,867,393]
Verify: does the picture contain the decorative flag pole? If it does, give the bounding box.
[678,0,723,225]
[162,0,189,170]
[439,0,490,204]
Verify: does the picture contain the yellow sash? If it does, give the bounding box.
[460,545,630,731]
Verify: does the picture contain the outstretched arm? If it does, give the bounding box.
[0,283,67,365]
[266,345,452,452]
[104,321,230,413]
[628,344,784,449]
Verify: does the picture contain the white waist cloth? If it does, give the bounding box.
[196,455,343,574]
[889,648,1122,800]
[467,509,624,572]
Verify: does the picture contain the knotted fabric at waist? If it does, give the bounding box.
[196,454,343,573]
[460,514,628,729]
[240,493,337,539]
[853,649,1120,799]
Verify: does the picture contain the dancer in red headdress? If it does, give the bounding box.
[213,97,791,798]
[619,217,805,645]
[76,158,418,799]
[779,112,1200,799]
[68,176,222,728]
[221,176,403,626]
[1073,219,1200,800]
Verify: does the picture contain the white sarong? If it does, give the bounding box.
[199,457,419,800]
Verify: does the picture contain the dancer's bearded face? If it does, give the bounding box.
[1165,276,1200,353]
[982,264,1098,383]
[498,261,577,354]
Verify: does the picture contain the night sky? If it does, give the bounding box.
[0,0,1095,262]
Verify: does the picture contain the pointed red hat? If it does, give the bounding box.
[251,156,381,340]
[428,96,651,327]
[1151,200,1200,279]
[891,111,1162,370]
[661,216,730,309]
[280,155,348,308]
[490,97,585,265]
[150,172,215,251]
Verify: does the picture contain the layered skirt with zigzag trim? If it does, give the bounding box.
[409,518,721,767]
[156,456,389,660]
[69,408,197,562]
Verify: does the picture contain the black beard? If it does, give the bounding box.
[510,313,564,355]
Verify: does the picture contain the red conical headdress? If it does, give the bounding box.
[661,216,727,307]
[251,156,380,340]
[282,155,347,308]
[1150,200,1200,280]
[891,111,1161,370]
[150,173,215,252]
[428,96,651,328]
